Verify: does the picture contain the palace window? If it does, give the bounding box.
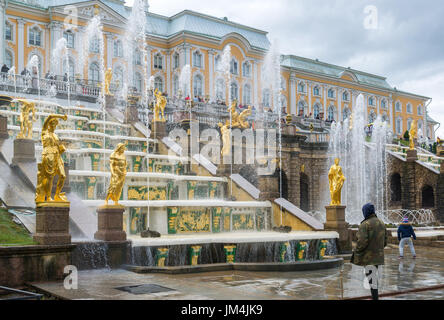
[313,86,320,96]
[396,117,402,134]
[313,104,320,119]
[113,67,124,90]
[418,120,423,131]
[417,105,422,115]
[63,58,75,80]
[154,53,163,69]
[242,62,251,77]
[327,106,335,121]
[369,111,376,124]
[382,114,389,123]
[298,82,305,93]
[343,107,351,120]
[381,99,387,109]
[215,55,221,72]
[230,82,238,101]
[88,63,100,83]
[89,36,100,53]
[216,79,225,100]
[298,101,306,116]
[114,40,123,57]
[29,26,42,46]
[192,51,202,68]
[407,118,413,130]
[193,74,203,97]
[342,91,349,101]
[230,59,238,75]
[154,76,163,92]
[5,51,13,69]
[134,48,142,65]
[134,72,142,92]
[243,84,251,105]
[328,88,335,99]
[407,103,413,114]
[395,101,402,112]
[262,89,271,107]
[63,31,75,49]
[280,95,287,113]
[173,75,179,96]
[368,97,375,106]
[5,22,12,41]
[173,53,180,69]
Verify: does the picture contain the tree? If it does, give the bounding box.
[403,130,410,141]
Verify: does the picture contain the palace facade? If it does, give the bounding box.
[0,0,439,140]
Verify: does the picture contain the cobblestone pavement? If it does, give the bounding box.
[31,246,444,300]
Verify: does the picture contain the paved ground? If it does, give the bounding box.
[31,246,444,300]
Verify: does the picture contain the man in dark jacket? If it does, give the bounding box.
[397,217,416,259]
[1,64,9,73]
[351,203,387,300]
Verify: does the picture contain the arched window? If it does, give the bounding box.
[407,118,413,130]
[230,82,238,101]
[407,103,413,114]
[154,53,163,69]
[230,58,238,75]
[313,85,320,96]
[89,63,100,83]
[418,120,423,131]
[134,48,142,65]
[89,36,100,53]
[63,30,75,48]
[114,40,123,57]
[381,99,387,109]
[298,82,305,93]
[243,84,251,105]
[242,62,251,77]
[298,101,306,116]
[327,106,335,121]
[382,114,389,123]
[369,111,376,124]
[262,89,270,107]
[173,75,179,96]
[328,88,334,98]
[154,76,163,92]
[417,105,422,115]
[215,55,221,72]
[313,104,321,119]
[29,26,42,46]
[216,79,225,100]
[5,51,13,69]
[422,185,434,208]
[280,94,287,114]
[173,53,180,69]
[113,67,124,90]
[193,74,203,97]
[5,22,13,41]
[134,72,142,92]
[63,58,75,80]
[368,96,375,106]
[343,107,351,120]
[342,91,349,101]
[396,117,402,134]
[192,51,202,68]
[396,101,402,112]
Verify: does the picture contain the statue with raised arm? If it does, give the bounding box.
[15,99,36,139]
[105,143,127,205]
[104,68,113,95]
[409,120,417,150]
[227,100,239,127]
[328,158,346,206]
[218,120,231,157]
[237,106,252,129]
[154,88,167,122]
[35,114,69,204]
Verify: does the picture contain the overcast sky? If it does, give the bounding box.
[126,0,444,138]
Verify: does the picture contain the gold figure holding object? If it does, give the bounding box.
[15,99,36,139]
[105,143,127,205]
[154,88,167,122]
[104,68,113,96]
[237,106,252,129]
[35,114,69,204]
[409,120,417,150]
[218,120,231,156]
[328,158,346,206]
[227,100,239,126]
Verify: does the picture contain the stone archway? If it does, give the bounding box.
[390,173,402,202]
[422,185,435,208]
[300,172,309,212]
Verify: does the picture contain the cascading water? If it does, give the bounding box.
[327,94,392,224]
[52,38,71,105]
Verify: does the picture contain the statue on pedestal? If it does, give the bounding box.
[328,158,346,206]
[35,114,69,204]
[409,120,417,150]
[154,88,167,122]
[104,68,113,96]
[218,120,231,157]
[15,99,36,139]
[105,143,127,205]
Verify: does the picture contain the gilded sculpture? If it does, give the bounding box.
[15,99,37,139]
[104,68,113,95]
[105,143,127,205]
[409,120,417,150]
[218,120,231,156]
[328,158,346,206]
[237,106,252,129]
[35,114,69,204]
[154,88,167,122]
[226,101,252,129]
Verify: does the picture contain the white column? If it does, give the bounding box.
[0,1,5,66]
[208,49,215,101]
[323,85,327,120]
[388,97,393,130]
[308,82,312,116]
[105,32,113,69]
[289,73,296,115]
[146,45,151,78]
[337,87,342,121]
[166,50,171,95]
[253,60,258,107]
[17,18,25,73]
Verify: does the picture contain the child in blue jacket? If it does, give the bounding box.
[397,217,416,259]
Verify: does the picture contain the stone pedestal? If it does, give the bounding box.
[403,149,417,209]
[152,121,166,140]
[324,205,352,253]
[437,145,444,157]
[125,105,139,124]
[406,149,418,162]
[33,205,71,245]
[258,174,280,201]
[12,138,36,164]
[0,115,8,139]
[94,205,127,241]
[105,94,115,109]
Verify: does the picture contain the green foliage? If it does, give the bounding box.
[0,208,35,246]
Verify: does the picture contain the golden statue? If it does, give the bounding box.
[105,143,127,205]
[328,158,346,206]
[104,68,113,96]
[237,106,252,129]
[15,99,36,139]
[35,114,69,204]
[218,120,231,157]
[409,120,417,150]
[227,100,240,126]
[154,88,167,122]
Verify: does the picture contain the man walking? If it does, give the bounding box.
[397,217,416,259]
[351,203,388,300]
